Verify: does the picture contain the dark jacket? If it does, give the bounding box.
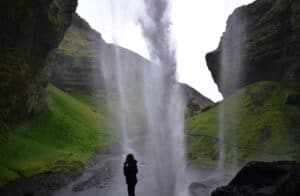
[123,160,138,185]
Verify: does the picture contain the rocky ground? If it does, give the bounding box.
[211,161,300,196]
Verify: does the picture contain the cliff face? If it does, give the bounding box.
[48,14,213,111]
[48,14,105,93]
[206,0,300,96]
[0,0,77,129]
[189,0,300,168]
[48,14,151,93]
[180,84,214,114]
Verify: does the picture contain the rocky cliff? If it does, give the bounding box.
[180,84,214,114]
[48,14,105,93]
[186,81,300,167]
[189,0,300,171]
[0,0,77,130]
[48,14,152,93]
[48,14,213,111]
[206,0,300,96]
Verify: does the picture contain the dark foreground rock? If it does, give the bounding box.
[211,161,300,196]
[0,172,80,196]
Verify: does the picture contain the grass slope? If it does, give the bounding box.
[186,81,300,168]
[0,85,110,186]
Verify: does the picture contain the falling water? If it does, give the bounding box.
[52,1,248,196]
[99,0,189,195]
[218,9,247,172]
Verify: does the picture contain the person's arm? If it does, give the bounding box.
[123,162,127,176]
[134,163,138,175]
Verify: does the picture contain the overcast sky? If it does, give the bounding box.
[77,0,255,101]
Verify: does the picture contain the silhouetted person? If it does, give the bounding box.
[124,154,138,196]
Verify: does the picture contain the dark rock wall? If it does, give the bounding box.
[212,161,300,196]
[206,0,300,96]
[0,0,77,129]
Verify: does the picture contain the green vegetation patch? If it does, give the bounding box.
[69,92,108,115]
[186,81,300,168]
[0,85,111,186]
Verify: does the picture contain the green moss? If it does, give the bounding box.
[249,24,280,46]
[0,85,111,186]
[69,92,107,115]
[186,81,300,168]
[0,166,19,187]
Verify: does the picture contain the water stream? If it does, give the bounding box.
[54,1,238,195]
[218,10,246,172]
[101,1,189,195]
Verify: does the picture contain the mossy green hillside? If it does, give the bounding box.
[186,81,300,167]
[0,85,111,186]
[69,92,108,115]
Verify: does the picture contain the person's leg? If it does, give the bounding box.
[128,184,135,196]
[127,184,131,196]
[132,184,136,196]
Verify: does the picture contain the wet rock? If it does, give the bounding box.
[0,172,80,196]
[211,161,300,196]
[286,93,300,108]
[72,153,114,192]
[72,167,112,192]
[189,182,209,196]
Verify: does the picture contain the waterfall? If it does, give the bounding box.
[218,10,247,172]
[99,0,190,195]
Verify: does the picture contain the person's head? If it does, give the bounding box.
[125,153,135,163]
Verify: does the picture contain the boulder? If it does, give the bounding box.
[211,161,300,196]
[189,182,209,196]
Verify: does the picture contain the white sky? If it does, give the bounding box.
[77,0,255,101]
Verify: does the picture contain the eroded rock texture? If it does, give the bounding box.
[48,14,213,112]
[180,84,214,114]
[206,0,300,97]
[0,0,77,129]
[47,14,106,93]
[47,14,152,93]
